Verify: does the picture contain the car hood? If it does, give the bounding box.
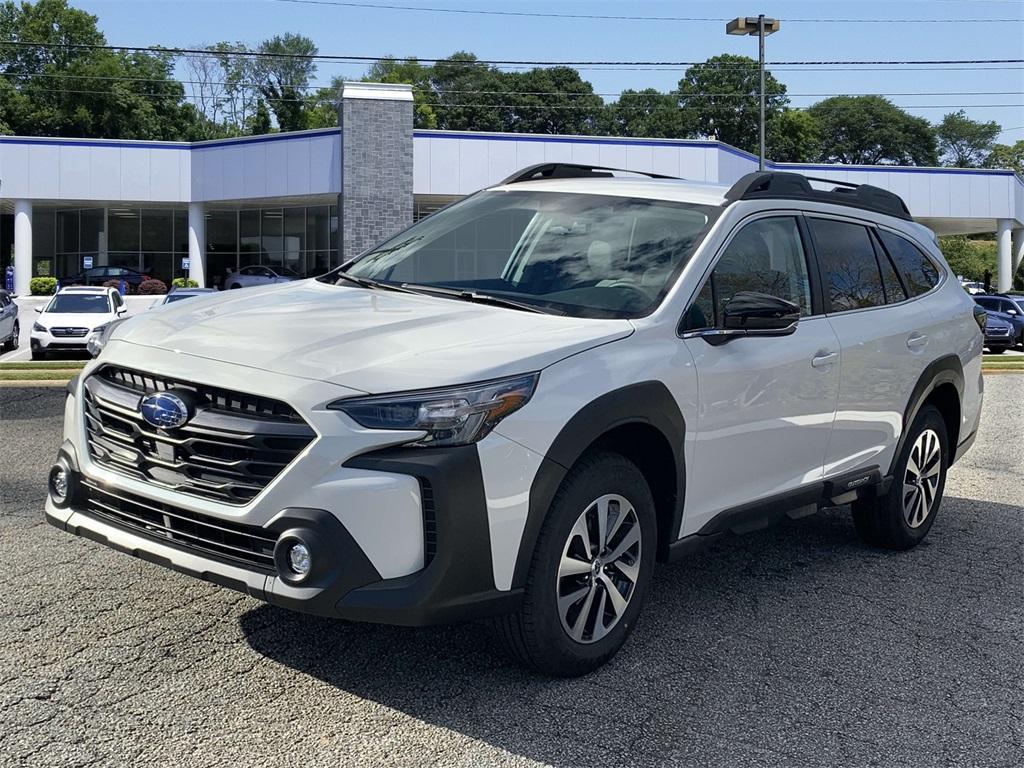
[38,312,115,330]
[113,280,634,392]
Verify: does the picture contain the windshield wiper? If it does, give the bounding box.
[398,284,561,315]
[335,271,416,293]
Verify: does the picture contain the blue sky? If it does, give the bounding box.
[73,0,1024,140]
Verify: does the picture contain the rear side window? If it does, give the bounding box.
[809,218,886,311]
[870,234,907,304]
[683,216,811,330]
[877,230,940,296]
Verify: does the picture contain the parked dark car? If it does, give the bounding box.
[974,295,1024,346]
[64,266,150,288]
[0,289,19,352]
[982,311,1015,353]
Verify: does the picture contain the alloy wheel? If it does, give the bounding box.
[556,493,641,644]
[903,428,942,529]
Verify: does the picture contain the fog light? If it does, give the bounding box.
[49,465,70,505]
[287,542,312,578]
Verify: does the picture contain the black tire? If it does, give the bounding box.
[852,404,948,551]
[229,283,241,290]
[987,347,1005,355]
[1,322,16,352]
[494,451,657,677]
[30,348,47,361]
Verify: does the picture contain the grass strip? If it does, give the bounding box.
[0,361,87,370]
[0,370,79,381]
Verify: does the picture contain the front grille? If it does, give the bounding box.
[80,479,277,572]
[987,327,1010,337]
[82,365,316,505]
[51,327,89,337]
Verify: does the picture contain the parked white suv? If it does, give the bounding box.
[31,286,126,360]
[47,167,984,676]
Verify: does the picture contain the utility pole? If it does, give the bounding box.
[726,15,781,171]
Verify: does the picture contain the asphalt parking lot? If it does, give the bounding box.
[1,378,1021,768]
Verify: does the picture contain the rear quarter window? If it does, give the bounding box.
[877,230,940,296]
[808,218,886,312]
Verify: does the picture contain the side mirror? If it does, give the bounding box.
[694,292,800,346]
[116,307,128,316]
[35,307,43,314]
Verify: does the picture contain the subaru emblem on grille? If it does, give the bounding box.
[139,391,190,429]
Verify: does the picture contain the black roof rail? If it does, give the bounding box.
[724,171,912,221]
[500,162,680,185]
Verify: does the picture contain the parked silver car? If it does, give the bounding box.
[224,266,300,289]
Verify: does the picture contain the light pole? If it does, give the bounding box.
[727,15,780,171]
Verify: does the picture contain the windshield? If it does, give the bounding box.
[45,294,111,314]
[325,190,717,319]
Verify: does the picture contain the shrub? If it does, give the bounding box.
[29,277,57,295]
[137,278,168,295]
[102,279,135,295]
[171,277,199,289]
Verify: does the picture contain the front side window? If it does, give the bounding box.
[683,217,811,331]
[810,218,886,312]
[877,230,940,296]
[332,190,717,319]
[45,294,111,314]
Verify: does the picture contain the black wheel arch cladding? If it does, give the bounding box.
[512,380,686,589]
[892,354,964,474]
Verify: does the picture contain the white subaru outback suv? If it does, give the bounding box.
[47,167,984,676]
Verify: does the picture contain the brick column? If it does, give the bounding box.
[339,82,414,263]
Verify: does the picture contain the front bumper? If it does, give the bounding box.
[31,330,93,351]
[46,441,523,627]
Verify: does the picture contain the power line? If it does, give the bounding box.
[11,84,1022,112]
[269,0,1024,24]
[4,71,1023,99]
[1,40,1021,68]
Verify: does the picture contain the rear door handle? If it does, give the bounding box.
[907,333,928,350]
[811,351,838,368]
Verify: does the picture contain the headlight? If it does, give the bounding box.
[86,317,128,358]
[329,373,539,447]
[32,322,47,333]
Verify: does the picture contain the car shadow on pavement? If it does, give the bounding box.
[240,498,1022,767]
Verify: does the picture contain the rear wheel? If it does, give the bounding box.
[2,322,17,352]
[852,404,948,550]
[494,452,656,677]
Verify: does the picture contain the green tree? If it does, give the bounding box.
[983,140,1024,176]
[807,96,938,166]
[767,109,821,163]
[610,88,686,138]
[935,110,1000,167]
[254,32,316,132]
[0,0,203,140]
[504,67,605,135]
[248,98,272,135]
[430,52,511,132]
[676,54,788,153]
[939,236,997,281]
[364,57,437,128]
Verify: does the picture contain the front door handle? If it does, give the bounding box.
[811,351,839,368]
[907,333,929,350]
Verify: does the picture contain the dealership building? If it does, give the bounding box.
[2,81,1023,296]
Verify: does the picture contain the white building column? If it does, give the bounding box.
[187,202,206,288]
[13,200,32,296]
[996,219,1013,293]
[1012,228,1024,278]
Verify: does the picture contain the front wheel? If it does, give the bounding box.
[987,347,1006,355]
[494,451,656,677]
[852,404,948,550]
[30,348,47,361]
